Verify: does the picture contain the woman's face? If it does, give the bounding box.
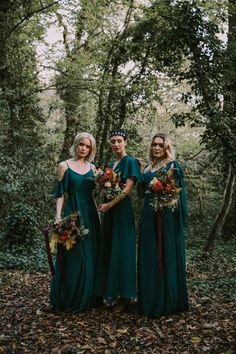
[76,138,91,159]
[110,135,126,155]
[151,137,166,160]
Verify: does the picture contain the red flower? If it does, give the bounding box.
[60,231,69,240]
[104,168,112,175]
[151,180,163,191]
[104,174,111,181]
[165,184,171,192]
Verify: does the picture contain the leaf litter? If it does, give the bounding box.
[0,265,235,354]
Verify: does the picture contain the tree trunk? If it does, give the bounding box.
[57,8,85,162]
[205,0,236,251]
[222,185,236,240]
[95,2,134,165]
[58,103,81,162]
[218,0,236,239]
[225,0,236,170]
[204,164,236,252]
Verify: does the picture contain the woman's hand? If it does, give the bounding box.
[55,216,61,224]
[98,203,111,213]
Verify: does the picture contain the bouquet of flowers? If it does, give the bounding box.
[94,167,124,201]
[50,211,89,253]
[148,166,181,211]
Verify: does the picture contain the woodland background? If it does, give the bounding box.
[0,1,235,353]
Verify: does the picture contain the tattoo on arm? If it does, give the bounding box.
[109,191,127,208]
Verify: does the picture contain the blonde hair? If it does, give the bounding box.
[149,132,175,166]
[69,132,96,162]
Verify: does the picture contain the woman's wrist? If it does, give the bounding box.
[55,215,61,223]
[106,202,112,210]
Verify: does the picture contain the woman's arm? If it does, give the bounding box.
[55,161,68,222]
[55,197,64,222]
[98,177,135,213]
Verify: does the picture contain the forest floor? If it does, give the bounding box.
[0,243,235,354]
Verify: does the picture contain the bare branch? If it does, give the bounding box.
[184,148,206,160]
[40,65,69,76]
[55,11,70,56]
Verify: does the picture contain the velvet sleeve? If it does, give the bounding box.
[52,169,69,199]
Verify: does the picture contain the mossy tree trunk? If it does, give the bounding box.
[204,164,236,252]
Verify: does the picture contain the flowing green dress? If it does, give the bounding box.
[94,155,141,301]
[138,160,189,317]
[50,166,100,312]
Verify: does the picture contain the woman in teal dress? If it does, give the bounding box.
[50,132,100,312]
[138,132,189,317]
[94,128,141,306]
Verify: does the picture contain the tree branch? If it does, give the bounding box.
[32,82,100,97]
[55,11,70,57]
[40,65,69,76]
[184,148,205,160]
[7,1,59,38]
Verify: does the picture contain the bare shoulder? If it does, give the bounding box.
[57,161,69,180]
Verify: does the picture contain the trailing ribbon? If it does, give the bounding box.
[57,243,66,287]
[43,225,66,287]
[156,210,164,275]
[43,225,55,276]
[103,207,115,267]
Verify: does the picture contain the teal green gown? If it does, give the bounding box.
[94,155,141,301]
[50,166,100,312]
[138,160,189,317]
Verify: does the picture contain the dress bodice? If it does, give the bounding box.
[142,170,158,187]
[53,167,96,199]
[142,160,179,191]
[142,164,169,193]
[66,168,95,197]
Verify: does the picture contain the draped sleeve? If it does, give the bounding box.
[52,168,69,199]
[172,160,188,227]
[121,156,142,183]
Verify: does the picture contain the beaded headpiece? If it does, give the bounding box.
[109,128,127,139]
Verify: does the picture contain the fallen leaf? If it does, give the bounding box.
[191,336,202,344]
[96,337,106,344]
[117,328,128,334]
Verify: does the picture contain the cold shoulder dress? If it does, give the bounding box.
[50,165,100,312]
